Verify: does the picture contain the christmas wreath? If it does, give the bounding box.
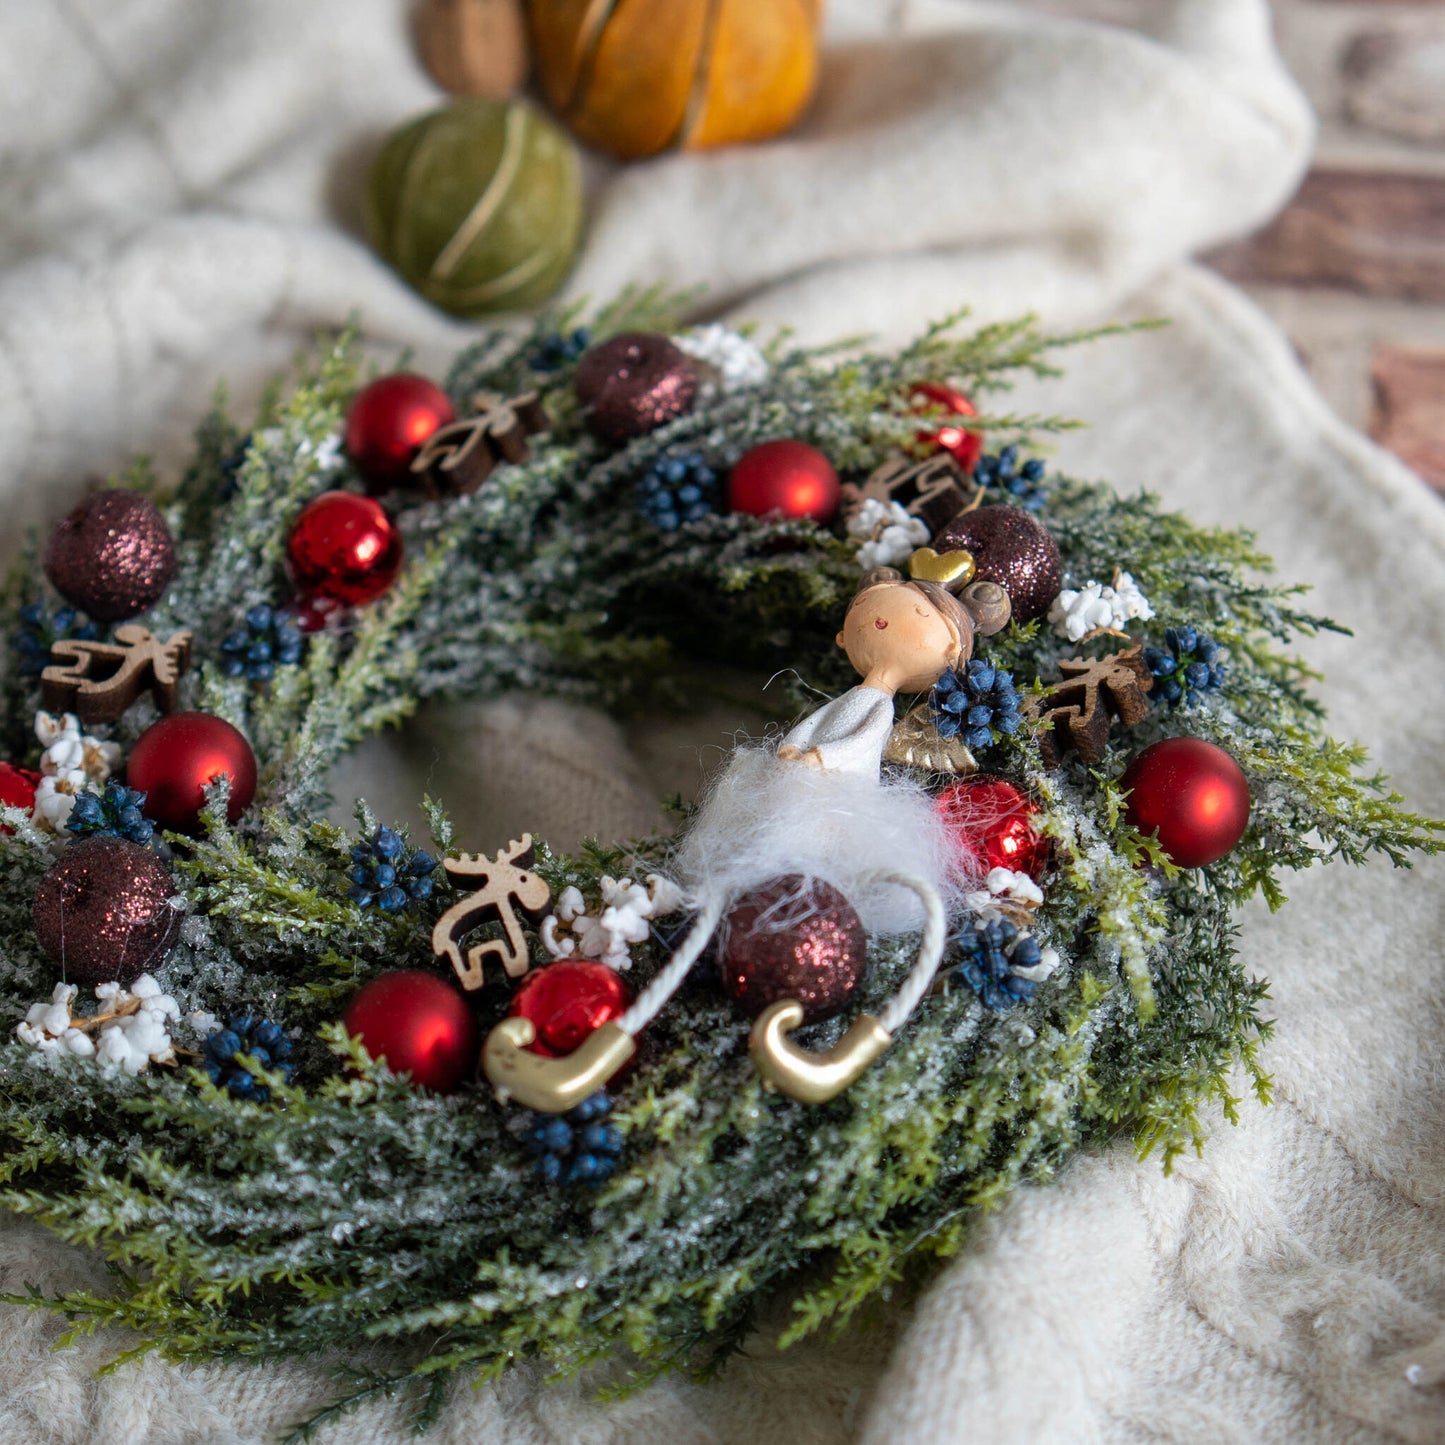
[0,294,1437,1441]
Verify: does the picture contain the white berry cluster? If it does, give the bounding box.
[541,874,686,971]
[672,324,769,396]
[32,710,121,830]
[846,498,930,570]
[1047,571,1154,643]
[16,973,192,1073]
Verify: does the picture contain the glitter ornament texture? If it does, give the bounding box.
[342,970,479,1094]
[1121,736,1251,868]
[718,876,869,1026]
[43,489,176,621]
[31,836,181,985]
[937,504,1063,623]
[126,712,257,834]
[574,331,698,445]
[508,959,632,1058]
[343,373,456,493]
[935,776,1050,880]
[286,491,404,606]
[727,439,840,524]
[911,381,983,474]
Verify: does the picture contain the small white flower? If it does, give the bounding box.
[672,325,768,395]
[555,887,586,924]
[964,867,1045,920]
[34,711,120,791]
[644,875,685,917]
[1047,570,1154,642]
[34,772,84,829]
[1011,945,1061,985]
[187,1009,220,1037]
[847,498,929,571]
[541,873,685,971]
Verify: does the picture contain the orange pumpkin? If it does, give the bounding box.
[529,0,822,161]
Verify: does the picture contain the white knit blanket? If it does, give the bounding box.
[2,3,1443,1441]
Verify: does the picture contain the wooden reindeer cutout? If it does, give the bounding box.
[42,625,193,725]
[431,834,552,991]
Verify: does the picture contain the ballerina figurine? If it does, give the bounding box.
[483,562,1012,1111]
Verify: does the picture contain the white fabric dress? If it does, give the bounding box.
[672,686,965,936]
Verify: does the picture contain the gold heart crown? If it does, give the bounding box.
[907,545,976,590]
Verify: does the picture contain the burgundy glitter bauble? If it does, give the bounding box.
[718,875,868,1025]
[911,381,982,474]
[1121,737,1250,868]
[936,505,1062,623]
[574,331,698,445]
[342,970,479,1094]
[32,836,181,985]
[43,488,176,621]
[127,711,257,835]
[344,373,456,493]
[509,960,632,1058]
[934,776,1050,881]
[727,440,841,525]
[286,491,404,607]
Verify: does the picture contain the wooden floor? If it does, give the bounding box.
[1036,0,1445,498]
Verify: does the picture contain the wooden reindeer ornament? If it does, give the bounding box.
[430,834,552,991]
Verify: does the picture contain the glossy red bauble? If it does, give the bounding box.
[127,712,257,835]
[342,970,479,1094]
[287,491,404,607]
[344,373,455,493]
[508,960,631,1058]
[1121,737,1250,868]
[0,762,39,824]
[728,440,840,525]
[934,776,1050,880]
[911,381,982,474]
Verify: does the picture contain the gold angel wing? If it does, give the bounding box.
[883,701,979,776]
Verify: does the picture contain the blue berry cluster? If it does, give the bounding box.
[530,327,592,372]
[221,604,305,683]
[12,601,99,678]
[1143,625,1226,707]
[930,660,1023,751]
[636,452,719,531]
[952,917,1043,1011]
[348,826,437,912]
[520,1090,624,1186]
[202,1013,295,1102]
[67,781,156,847]
[974,446,1046,510]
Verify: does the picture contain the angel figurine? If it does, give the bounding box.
[483,562,1012,1111]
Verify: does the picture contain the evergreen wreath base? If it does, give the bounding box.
[0,294,1437,1441]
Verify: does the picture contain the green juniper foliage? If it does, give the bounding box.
[0,296,1438,1441]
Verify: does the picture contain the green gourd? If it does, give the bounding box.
[367,98,582,316]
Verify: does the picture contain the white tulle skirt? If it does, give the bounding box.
[671,745,972,936]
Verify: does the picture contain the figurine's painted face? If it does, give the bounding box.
[837,582,964,694]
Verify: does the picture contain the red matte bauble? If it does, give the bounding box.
[287,491,404,606]
[344,373,456,493]
[0,762,39,823]
[1121,737,1250,868]
[508,960,632,1059]
[342,969,479,1094]
[127,712,257,835]
[935,776,1050,880]
[32,836,181,985]
[719,875,868,1025]
[911,382,982,474]
[728,440,840,525]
